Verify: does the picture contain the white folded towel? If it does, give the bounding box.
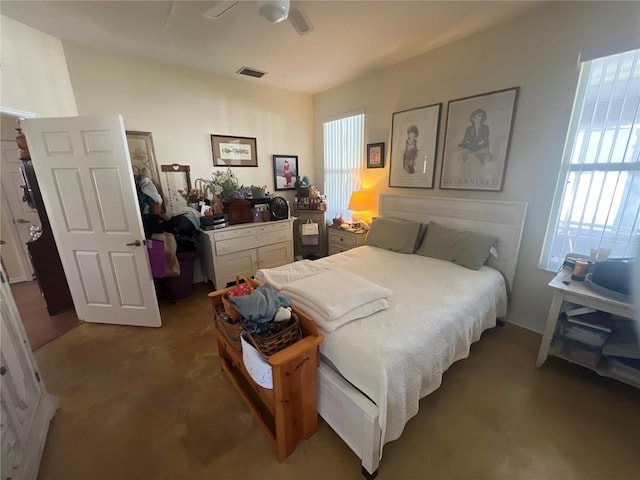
[282,269,392,332]
[255,260,327,291]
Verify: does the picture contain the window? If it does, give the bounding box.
[540,46,640,271]
[323,111,365,222]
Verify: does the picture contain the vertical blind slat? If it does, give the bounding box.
[323,113,365,222]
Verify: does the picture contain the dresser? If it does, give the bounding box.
[21,159,74,315]
[200,219,295,290]
[327,226,367,255]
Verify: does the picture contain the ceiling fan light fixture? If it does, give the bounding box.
[258,0,290,24]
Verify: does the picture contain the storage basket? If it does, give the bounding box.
[222,276,251,321]
[247,313,302,358]
[222,294,240,321]
[215,306,243,351]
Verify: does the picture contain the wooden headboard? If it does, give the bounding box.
[379,195,527,289]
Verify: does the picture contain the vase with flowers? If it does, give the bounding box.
[182,188,205,210]
[211,168,240,202]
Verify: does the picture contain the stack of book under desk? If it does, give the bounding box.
[552,304,640,387]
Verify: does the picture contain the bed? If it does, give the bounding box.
[259,194,527,478]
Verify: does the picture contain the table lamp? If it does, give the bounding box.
[347,191,375,226]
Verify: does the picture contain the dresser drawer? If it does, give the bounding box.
[255,221,289,235]
[328,245,350,256]
[216,235,258,256]
[214,226,257,242]
[215,228,292,256]
[329,231,358,248]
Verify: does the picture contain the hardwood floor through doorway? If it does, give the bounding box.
[10,280,80,351]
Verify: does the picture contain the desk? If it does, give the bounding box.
[536,269,635,368]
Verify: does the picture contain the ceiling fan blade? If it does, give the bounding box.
[203,1,239,20]
[289,6,313,35]
[163,1,176,31]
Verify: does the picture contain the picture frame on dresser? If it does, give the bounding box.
[388,103,441,189]
[211,134,258,167]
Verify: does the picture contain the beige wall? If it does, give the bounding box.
[313,2,640,332]
[0,16,77,116]
[62,43,313,202]
[0,16,77,283]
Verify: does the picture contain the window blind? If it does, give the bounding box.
[540,48,640,271]
[323,112,365,222]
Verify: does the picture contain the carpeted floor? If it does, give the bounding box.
[33,283,640,480]
[11,280,81,351]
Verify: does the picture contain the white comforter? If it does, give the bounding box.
[311,246,507,451]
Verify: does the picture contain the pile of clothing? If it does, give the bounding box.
[229,284,292,334]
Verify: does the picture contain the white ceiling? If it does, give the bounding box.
[2,1,540,94]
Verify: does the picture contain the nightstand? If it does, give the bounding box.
[328,227,367,255]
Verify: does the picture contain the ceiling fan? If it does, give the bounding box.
[203,1,314,36]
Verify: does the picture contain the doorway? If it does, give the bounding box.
[0,110,80,350]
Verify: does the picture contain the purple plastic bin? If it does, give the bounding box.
[157,251,200,302]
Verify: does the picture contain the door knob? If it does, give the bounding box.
[16,219,30,224]
[126,240,142,247]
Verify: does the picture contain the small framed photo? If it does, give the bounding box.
[367,143,385,168]
[273,154,298,190]
[440,87,519,191]
[389,103,442,189]
[211,134,258,167]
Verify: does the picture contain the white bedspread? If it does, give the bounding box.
[282,269,392,332]
[311,246,507,453]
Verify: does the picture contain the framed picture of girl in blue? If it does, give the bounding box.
[440,87,519,192]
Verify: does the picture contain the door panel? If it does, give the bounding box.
[75,251,109,305]
[216,249,257,288]
[23,115,161,327]
[92,168,129,232]
[258,241,293,270]
[52,168,92,231]
[110,252,145,307]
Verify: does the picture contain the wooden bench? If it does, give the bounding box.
[209,279,324,461]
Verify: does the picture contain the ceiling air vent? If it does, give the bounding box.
[236,67,267,78]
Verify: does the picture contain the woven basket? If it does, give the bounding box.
[221,294,240,321]
[248,313,302,358]
[215,306,242,351]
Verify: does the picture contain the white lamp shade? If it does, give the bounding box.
[258,0,290,23]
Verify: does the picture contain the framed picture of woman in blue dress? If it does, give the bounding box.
[440,87,520,191]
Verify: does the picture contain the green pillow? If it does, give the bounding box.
[365,217,421,254]
[369,216,427,252]
[415,222,497,270]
